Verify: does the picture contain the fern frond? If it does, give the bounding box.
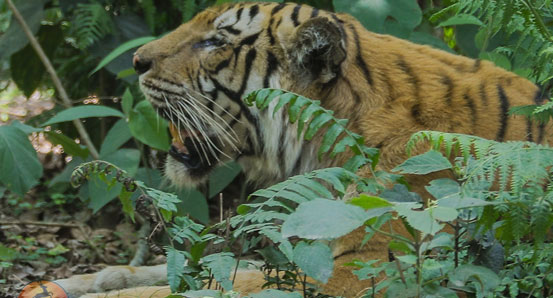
[245,88,378,172]
[171,0,198,23]
[72,3,114,49]
[446,0,553,87]
[408,131,553,193]
[231,167,357,238]
[140,0,156,32]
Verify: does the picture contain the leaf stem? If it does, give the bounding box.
[6,0,100,159]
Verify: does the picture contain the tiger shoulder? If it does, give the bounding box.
[57,2,552,298]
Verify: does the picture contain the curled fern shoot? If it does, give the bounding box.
[245,88,379,172]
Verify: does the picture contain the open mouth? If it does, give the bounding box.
[168,123,217,170]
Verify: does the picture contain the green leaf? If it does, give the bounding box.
[175,188,209,225]
[128,100,170,151]
[273,92,297,117]
[166,246,187,292]
[393,150,452,175]
[431,206,458,222]
[248,290,302,298]
[90,36,156,76]
[282,199,368,239]
[425,178,460,200]
[438,14,485,27]
[0,0,44,61]
[288,96,309,123]
[479,52,511,71]
[121,88,134,116]
[256,245,289,266]
[103,148,140,176]
[349,194,393,210]
[42,105,124,126]
[293,241,333,283]
[119,189,134,221]
[0,126,42,195]
[9,121,42,134]
[46,131,89,158]
[447,264,500,295]
[394,203,444,235]
[179,290,222,298]
[305,113,333,140]
[208,161,242,198]
[134,167,162,188]
[318,121,346,157]
[334,0,421,35]
[0,244,17,261]
[11,25,63,97]
[437,196,496,209]
[116,67,136,79]
[202,252,236,291]
[99,119,132,157]
[85,175,122,213]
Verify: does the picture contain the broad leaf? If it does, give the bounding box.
[85,175,123,213]
[128,100,170,151]
[46,131,89,158]
[0,126,42,195]
[425,178,460,200]
[395,203,445,235]
[282,199,368,239]
[0,0,44,60]
[248,290,302,298]
[103,148,140,176]
[447,264,500,296]
[393,150,452,175]
[11,25,63,96]
[90,36,156,75]
[438,14,485,27]
[99,119,132,157]
[208,161,242,198]
[349,194,393,210]
[293,241,333,283]
[175,188,209,225]
[334,0,421,35]
[42,105,124,126]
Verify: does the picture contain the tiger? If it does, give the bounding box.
[56,1,552,297]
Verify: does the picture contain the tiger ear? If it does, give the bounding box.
[287,17,346,84]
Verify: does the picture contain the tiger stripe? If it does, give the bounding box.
[128,2,552,297]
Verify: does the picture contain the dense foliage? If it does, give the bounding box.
[1,0,553,297]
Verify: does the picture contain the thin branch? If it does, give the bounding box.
[6,0,100,159]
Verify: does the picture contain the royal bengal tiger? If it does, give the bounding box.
[55,1,552,297]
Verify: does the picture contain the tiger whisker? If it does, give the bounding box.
[186,86,241,123]
[176,100,232,162]
[180,93,239,150]
[174,102,214,165]
[163,94,210,165]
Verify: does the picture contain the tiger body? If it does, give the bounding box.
[60,2,551,297]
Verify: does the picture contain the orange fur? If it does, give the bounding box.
[60,2,552,297]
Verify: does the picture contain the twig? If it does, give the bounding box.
[6,0,100,159]
[394,257,407,286]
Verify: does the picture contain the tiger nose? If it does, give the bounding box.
[133,53,152,75]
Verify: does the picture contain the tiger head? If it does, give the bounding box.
[134,3,349,187]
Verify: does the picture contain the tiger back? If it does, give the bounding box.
[57,2,552,297]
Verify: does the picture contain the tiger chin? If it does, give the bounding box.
[58,1,552,297]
